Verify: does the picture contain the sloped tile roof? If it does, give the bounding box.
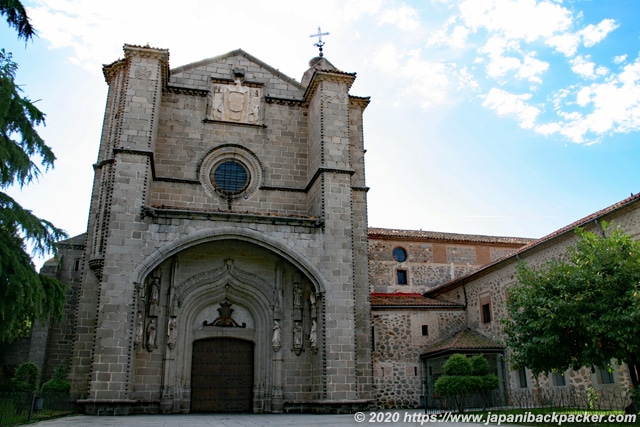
[170,48,305,90]
[422,328,504,357]
[368,228,534,245]
[424,192,640,298]
[57,233,87,248]
[370,293,464,308]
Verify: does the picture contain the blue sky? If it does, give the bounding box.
[4,0,640,267]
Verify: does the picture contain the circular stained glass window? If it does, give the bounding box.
[211,160,249,195]
[393,247,407,262]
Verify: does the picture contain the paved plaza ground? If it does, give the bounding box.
[32,411,492,427]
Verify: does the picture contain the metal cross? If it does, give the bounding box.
[310,26,330,57]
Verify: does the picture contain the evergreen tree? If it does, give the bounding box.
[0,0,67,342]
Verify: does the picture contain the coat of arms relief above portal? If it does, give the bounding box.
[208,68,262,125]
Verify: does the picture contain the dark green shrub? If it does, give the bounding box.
[10,362,38,392]
[434,354,500,412]
[41,378,70,393]
[470,354,490,375]
[434,375,475,396]
[41,363,70,393]
[443,353,472,376]
[478,373,499,391]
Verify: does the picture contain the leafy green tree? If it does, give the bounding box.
[434,353,499,412]
[504,224,640,390]
[0,1,67,342]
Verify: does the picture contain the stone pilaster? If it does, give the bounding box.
[304,67,372,403]
[81,45,169,409]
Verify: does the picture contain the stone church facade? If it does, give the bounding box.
[10,45,640,414]
[51,44,373,414]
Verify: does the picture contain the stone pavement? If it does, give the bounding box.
[32,411,493,427]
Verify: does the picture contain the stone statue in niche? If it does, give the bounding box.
[149,277,160,305]
[293,322,303,355]
[134,311,144,347]
[168,286,178,317]
[148,277,161,317]
[309,319,317,351]
[309,291,317,319]
[273,283,283,318]
[138,281,146,300]
[146,318,157,351]
[167,317,177,350]
[272,320,281,351]
[293,286,302,309]
[293,285,303,322]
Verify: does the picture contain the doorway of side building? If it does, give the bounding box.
[191,337,254,412]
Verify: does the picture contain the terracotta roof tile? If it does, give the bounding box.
[422,328,504,357]
[370,293,463,308]
[425,192,640,297]
[368,228,534,245]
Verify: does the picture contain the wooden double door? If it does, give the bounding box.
[191,337,254,412]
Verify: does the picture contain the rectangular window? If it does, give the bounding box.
[480,294,492,324]
[518,367,528,388]
[371,326,376,352]
[552,372,566,387]
[397,269,407,285]
[421,325,429,336]
[482,304,491,323]
[598,364,615,384]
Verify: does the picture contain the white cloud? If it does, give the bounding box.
[23,0,637,146]
[26,0,378,75]
[344,0,383,18]
[458,66,479,89]
[482,88,540,129]
[429,24,470,48]
[371,43,453,108]
[569,55,609,79]
[377,4,421,32]
[455,3,615,61]
[459,0,572,42]
[402,57,452,108]
[426,15,471,49]
[546,33,580,56]
[372,43,403,73]
[485,54,521,79]
[477,36,548,83]
[570,55,597,79]
[576,87,592,107]
[534,121,562,136]
[614,54,628,64]
[516,54,549,83]
[578,19,618,47]
[536,58,640,143]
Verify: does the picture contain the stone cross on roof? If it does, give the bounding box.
[310,26,330,57]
